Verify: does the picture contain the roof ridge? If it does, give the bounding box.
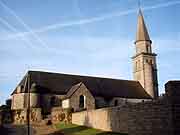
[27,70,138,82]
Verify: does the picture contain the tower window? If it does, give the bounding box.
[146,45,151,53]
[135,62,138,70]
[150,60,153,64]
[146,45,149,53]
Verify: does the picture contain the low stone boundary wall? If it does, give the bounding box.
[72,106,128,133]
[128,100,173,135]
[72,99,178,135]
[12,108,42,124]
[51,107,65,124]
[51,107,72,124]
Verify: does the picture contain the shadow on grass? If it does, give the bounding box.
[49,125,128,135]
[96,132,128,135]
[0,125,13,134]
[48,130,64,135]
[0,124,36,135]
[49,126,87,135]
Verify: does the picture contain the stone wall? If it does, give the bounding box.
[72,81,180,135]
[72,106,129,133]
[128,81,180,135]
[72,100,173,134]
[11,93,40,110]
[30,108,42,122]
[128,100,173,135]
[51,107,64,124]
[12,108,42,124]
[12,93,65,114]
[51,107,72,124]
[165,81,180,134]
[12,109,27,124]
[69,83,95,112]
[12,93,25,110]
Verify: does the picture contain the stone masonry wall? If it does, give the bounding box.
[72,100,173,135]
[69,83,95,112]
[12,93,25,110]
[11,93,40,110]
[72,81,180,135]
[51,107,72,124]
[51,107,64,124]
[128,100,173,135]
[165,81,180,135]
[72,106,129,133]
[12,108,42,124]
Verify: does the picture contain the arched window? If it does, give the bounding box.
[114,100,118,106]
[79,95,85,108]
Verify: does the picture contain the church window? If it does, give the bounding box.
[114,100,118,106]
[79,95,85,108]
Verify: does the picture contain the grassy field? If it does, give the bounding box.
[54,122,128,135]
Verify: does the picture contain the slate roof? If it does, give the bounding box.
[12,70,151,99]
[66,82,83,98]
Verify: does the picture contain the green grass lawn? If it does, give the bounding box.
[55,122,128,135]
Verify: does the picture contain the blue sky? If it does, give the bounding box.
[0,0,180,104]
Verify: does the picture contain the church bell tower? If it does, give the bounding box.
[132,9,158,98]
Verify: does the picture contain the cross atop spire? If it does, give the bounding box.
[135,9,151,43]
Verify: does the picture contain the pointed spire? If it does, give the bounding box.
[135,9,151,43]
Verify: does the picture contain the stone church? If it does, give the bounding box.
[11,9,159,114]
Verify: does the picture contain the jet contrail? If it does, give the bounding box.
[0,17,36,49]
[0,17,63,55]
[0,0,48,49]
[1,0,180,40]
